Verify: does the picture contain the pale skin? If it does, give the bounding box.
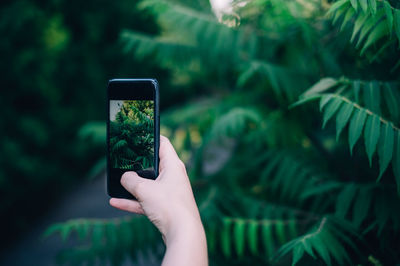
[109,136,208,266]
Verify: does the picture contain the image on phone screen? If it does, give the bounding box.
[107,79,159,199]
[109,100,154,174]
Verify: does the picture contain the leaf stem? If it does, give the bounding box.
[331,94,400,132]
[301,217,327,242]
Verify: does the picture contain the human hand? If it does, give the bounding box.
[109,136,207,266]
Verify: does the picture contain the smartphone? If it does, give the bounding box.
[107,79,160,199]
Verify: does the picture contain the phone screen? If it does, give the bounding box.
[109,100,154,172]
[107,79,159,198]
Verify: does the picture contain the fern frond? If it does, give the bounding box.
[237,60,309,101]
[275,216,361,266]
[328,0,400,60]
[296,176,400,235]
[209,216,305,260]
[121,31,195,65]
[122,0,255,71]
[335,183,379,229]
[345,184,398,234]
[294,77,400,189]
[255,151,328,205]
[208,107,262,140]
[43,216,161,264]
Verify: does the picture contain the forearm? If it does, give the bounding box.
[162,217,208,266]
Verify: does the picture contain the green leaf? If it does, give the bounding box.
[310,236,332,266]
[332,4,349,25]
[350,0,358,10]
[278,160,300,200]
[248,221,259,255]
[302,238,316,259]
[237,64,256,88]
[336,102,354,141]
[368,0,377,15]
[378,123,394,180]
[105,222,118,247]
[76,220,90,241]
[221,218,232,257]
[391,59,400,73]
[384,2,394,33]
[303,78,338,97]
[353,80,361,102]
[262,222,275,258]
[368,40,393,63]
[260,152,284,183]
[364,115,381,166]
[328,0,350,16]
[394,9,400,42]
[60,223,74,242]
[113,139,128,151]
[233,219,246,257]
[393,132,400,194]
[351,13,369,43]
[328,218,360,250]
[42,223,62,239]
[275,220,286,244]
[359,0,368,13]
[301,182,342,199]
[336,184,357,218]
[340,8,355,31]
[321,230,352,265]
[265,64,281,97]
[352,187,372,227]
[361,22,389,55]
[275,239,298,261]
[289,94,321,109]
[356,14,382,48]
[349,108,368,154]
[383,83,400,122]
[292,244,305,266]
[92,223,104,247]
[322,97,342,128]
[119,219,133,246]
[288,219,297,239]
[320,94,334,111]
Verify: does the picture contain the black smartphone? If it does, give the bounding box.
[107,79,160,199]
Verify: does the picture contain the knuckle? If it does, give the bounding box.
[133,180,145,192]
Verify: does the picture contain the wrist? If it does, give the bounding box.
[161,214,208,266]
[164,211,205,247]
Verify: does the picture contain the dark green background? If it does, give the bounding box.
[0,0,167,251]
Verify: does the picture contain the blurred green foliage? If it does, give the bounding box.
[17,0,400,265]
[0,0,166,249]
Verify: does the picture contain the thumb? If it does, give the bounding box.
[120,171,152,200]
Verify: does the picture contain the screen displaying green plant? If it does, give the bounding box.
[109,100,154,171]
